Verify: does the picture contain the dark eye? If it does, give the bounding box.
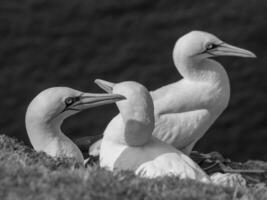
[206,43,217,50]
[65,97,74,106]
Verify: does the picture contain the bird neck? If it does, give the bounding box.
[174,56,230,114]
[175,55,230,84]
[116,97,155,147]
[25,113,65,151]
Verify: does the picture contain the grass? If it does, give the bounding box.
[0,135,267,200]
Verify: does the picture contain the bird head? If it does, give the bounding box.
[94,79,154,146]
[173,31,256,60]
[26,87,125,124]
[94,79,153,117]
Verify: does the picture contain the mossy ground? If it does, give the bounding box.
[0,135,267,200]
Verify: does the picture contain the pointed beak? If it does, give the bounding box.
[211,43,256,58]
[73,92,125,110]
[94,79,115,94]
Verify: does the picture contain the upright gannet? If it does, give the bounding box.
[95,31,256,155]
[99,80,210,181]
[25,87,125,163]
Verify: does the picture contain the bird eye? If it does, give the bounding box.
[206,43,217,50]
[65,97,74,106]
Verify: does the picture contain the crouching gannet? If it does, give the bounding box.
[96,31,256,156]
[98,80,210,181]
[25,87,125,164]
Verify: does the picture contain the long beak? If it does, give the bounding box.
[72,92,125,110]
[94,79,115,94]
[211,43,256,58]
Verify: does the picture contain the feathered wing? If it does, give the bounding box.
[150,79,223,154]
[135,141,210,182]
[151,79,212,115]
[152,109,212,153]
[101,137,210,183]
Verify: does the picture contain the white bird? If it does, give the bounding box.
[99,80,210,181]
[25,87,125,164]
[94,31,256,156]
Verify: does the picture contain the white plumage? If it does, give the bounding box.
[150,31,255,154]
[99,81,210,182]
[95,31,256,155]
[25,87,125,163]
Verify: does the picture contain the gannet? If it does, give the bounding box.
[94,31,256,155]
[99,80,210,181]
[25,87,125,164]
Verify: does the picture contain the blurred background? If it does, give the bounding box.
[0,0,266,161]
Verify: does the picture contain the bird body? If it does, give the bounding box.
[26,87,125,163]
[151,59,230,153]
[101,136,209,180]
[99,80,210,181]
[94,31,255,156]
[149,30,255,154]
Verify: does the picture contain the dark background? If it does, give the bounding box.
[0,0,266,161]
